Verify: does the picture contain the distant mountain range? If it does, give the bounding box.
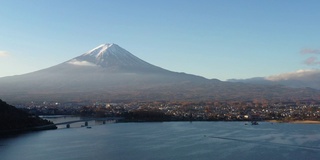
[0,44,319,103]
[228,69,320,90]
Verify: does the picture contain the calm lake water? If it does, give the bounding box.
[1,117,320,160]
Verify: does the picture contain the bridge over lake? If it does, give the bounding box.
[34,117,124,130]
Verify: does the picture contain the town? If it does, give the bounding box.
[19,99,320,122]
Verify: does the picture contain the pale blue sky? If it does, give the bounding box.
[1,0,320,80]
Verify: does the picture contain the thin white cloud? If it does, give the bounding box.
[265,69,320,81]
[300,48,320,54]
[300,48,320,66]
[0,51,9,57]
[303,57,320,65]
[67,59,96,66]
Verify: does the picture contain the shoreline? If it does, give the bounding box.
[266,120,320,124]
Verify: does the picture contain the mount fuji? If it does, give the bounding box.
[0,44,213,102]
[0,44,319,103]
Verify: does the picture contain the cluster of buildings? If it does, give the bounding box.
[20,100,320,121]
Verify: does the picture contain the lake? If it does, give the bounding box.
[1,117,320,160]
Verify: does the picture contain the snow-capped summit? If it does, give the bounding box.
[67,43,163,72]
[84,43,114,58]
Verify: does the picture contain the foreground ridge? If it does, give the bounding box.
[0,99,56,135]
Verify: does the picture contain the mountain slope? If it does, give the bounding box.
[0,44,319,103]
[0,44,214,102]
